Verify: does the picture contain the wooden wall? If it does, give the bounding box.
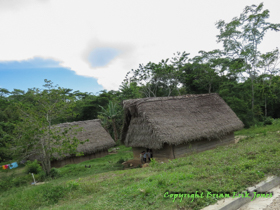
[153,144,174,159]
[132,147,146,159]
[173,132,235,158]
[51,150,109,168]
[132,144,174,160]
[132,132,235,160]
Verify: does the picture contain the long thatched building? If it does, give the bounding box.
[121,93,244,160]
[49,119,115,167]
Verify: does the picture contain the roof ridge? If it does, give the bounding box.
[124,93,218,107]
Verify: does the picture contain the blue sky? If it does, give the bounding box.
[88,48,120,68]
[0,57,103,94]
[0,0,279,91]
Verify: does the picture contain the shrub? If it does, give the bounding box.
[48,168,60,179]
[116,157,126,164]
[66,179,81,191]
[12,175,31,187]
[0,173,13,192]
[255,121,264,127]
[43,185,66,204]
[264,117,273,125]
[272,118,280,125]
[150,158,158,167]
[35,171,46,182]
[25,160,42,174]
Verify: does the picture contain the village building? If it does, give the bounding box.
[34,119,115,168]
[121,93,244,160]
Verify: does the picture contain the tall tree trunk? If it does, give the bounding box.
[41,141,51,175]
[251,76,255,120]
[265,95,267,118]
[46,159,51,175]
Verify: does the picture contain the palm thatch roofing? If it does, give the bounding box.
[29,119,116,160]
[51,119,115,160]
[121,93,244,149]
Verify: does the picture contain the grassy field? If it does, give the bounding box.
[1,120,280,210]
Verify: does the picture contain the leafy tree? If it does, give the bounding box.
[75,90,120,121]
[125,54,188,97]
[0,122,14,161]
[13,80,86,175]
[219,79,252,127]
[98,101,121,142]
[216,2,280,119]
[126,62,161,97]
[191,50,227,93]
[257,48,280,118]
[0,88,10,99]
[169,51,189,95]
[119,82,142,100]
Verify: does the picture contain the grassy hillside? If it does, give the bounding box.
[1,120,280,210]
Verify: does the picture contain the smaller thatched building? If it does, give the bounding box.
[48,119,115,167]
[121,93,244,160]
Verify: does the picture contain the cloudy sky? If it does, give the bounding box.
[0,0,279,94]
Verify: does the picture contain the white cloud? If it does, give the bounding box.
[0,0,279,90]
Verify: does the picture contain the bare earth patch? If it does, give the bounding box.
[122,159,144,169]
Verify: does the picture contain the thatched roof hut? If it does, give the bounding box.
[54,119,115,157]
[36,119,115,167]
[121,93,244,159]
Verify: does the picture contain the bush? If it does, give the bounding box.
[48,168,60,179]
[149,158,158,167]
[272,118,280,125]
[43,185,66,204]
[12,175,31,187]
[114,139,122,147]
[0,173,14,192]
[42,181,81,204]
[0,173,32,191]
[35,171,46,182]
[116,157,126,164]
[264,117,273,125]
[66,179,81,191]
[25,160,42,174]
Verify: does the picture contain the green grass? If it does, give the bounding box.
[56,145,132,179]
[0,145,133,190]
[1,123,280,210]
[235,118,280,136]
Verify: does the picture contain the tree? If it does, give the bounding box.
[0,88,10,99]
[126,62,160,97]
[257,48,280,117]
[191,50,226,93]
[0,122,14,162]
[216,2,280,119]
[13,80,86,175]
[169,51,189,95]
[124,53,188,97]
[119,81,142,100]
[98,101,121,142]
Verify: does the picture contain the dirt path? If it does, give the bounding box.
[237,185,280,210]
[264,194,280,210]
[203,180,280,210]
[122,159,143,169]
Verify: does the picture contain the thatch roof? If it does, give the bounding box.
[121,93,244,149]
[54,119,115,158]
[32,119,115,161]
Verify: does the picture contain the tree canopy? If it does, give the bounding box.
[1,3,280,167]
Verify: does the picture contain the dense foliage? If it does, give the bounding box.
[1,122,280,209]
[0,3,280,163]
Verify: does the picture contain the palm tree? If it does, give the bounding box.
[98,101,120,141]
